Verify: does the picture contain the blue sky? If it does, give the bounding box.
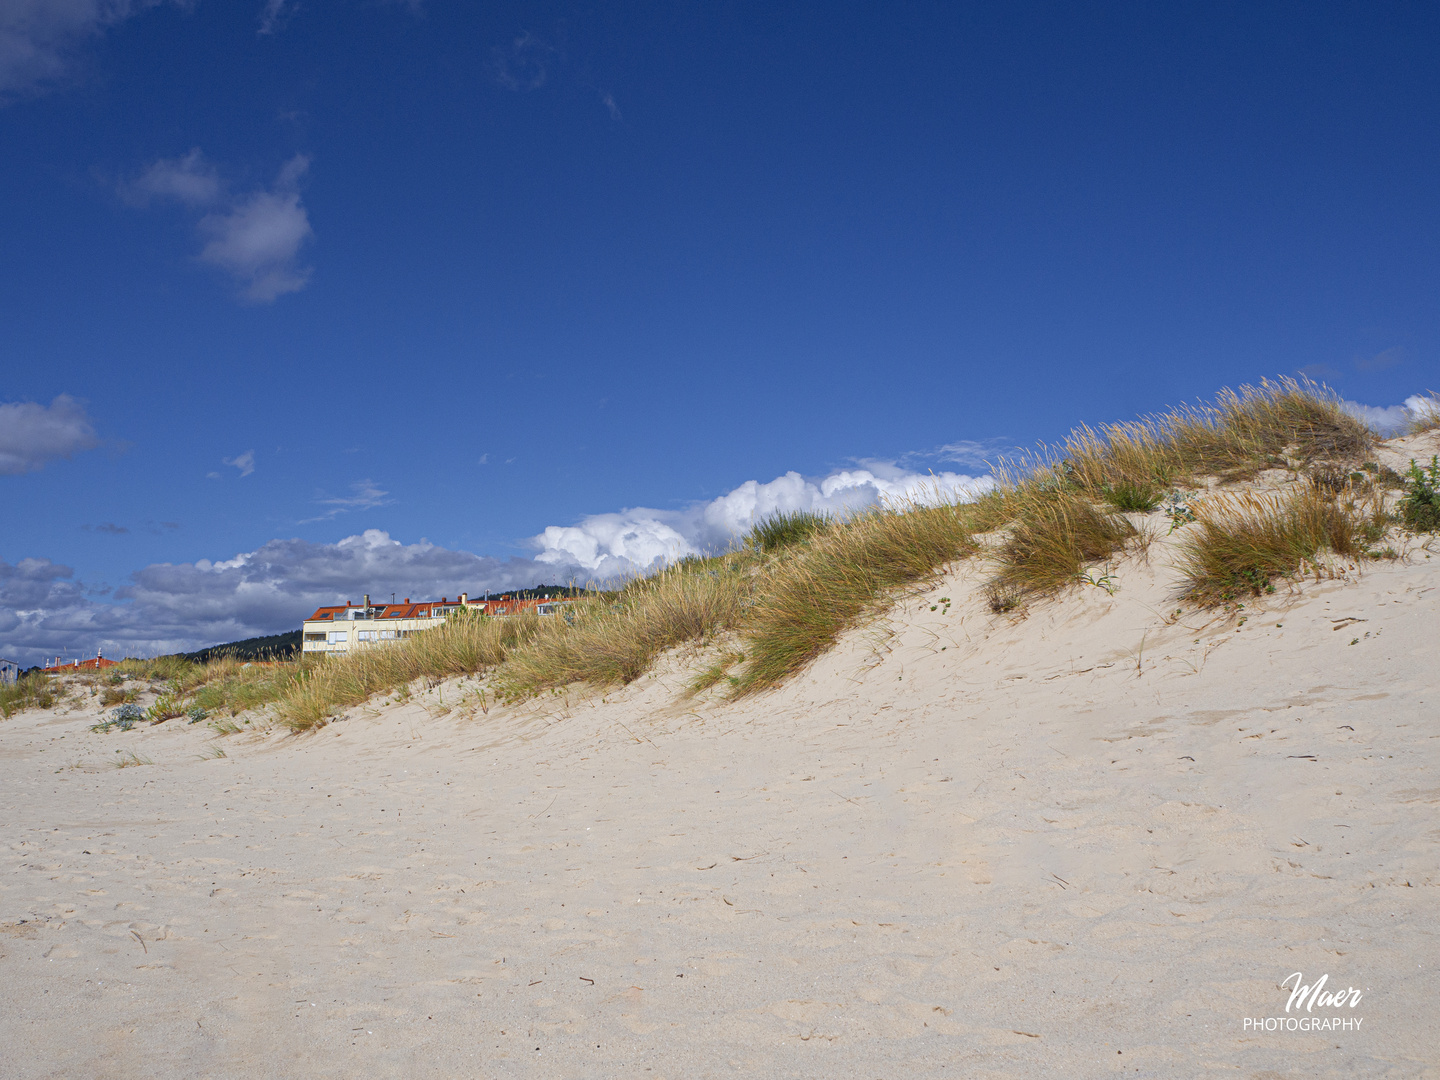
[2,1,1438,664]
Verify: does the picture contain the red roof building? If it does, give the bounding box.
[42,656,120,674]
[301,592,572,655]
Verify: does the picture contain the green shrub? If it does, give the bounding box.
[1100,480,1162,512]
[91,704,145,732]
[1400,456,1440,533]
[745,510,832,552]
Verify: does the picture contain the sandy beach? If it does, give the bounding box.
[4,457,1439,1077]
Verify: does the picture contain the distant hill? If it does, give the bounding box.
[180,631,302,663]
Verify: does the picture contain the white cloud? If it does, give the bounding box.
[223,449,255,477]
[0,394,100,475]
[0,0,177,100]
[924,439,1009,468]
[197,155,313,301]
[121,147,220,206]
[535,463,994,574]
[257,0,290,35]
[1341,394,1440,437]
[126,150,314,303]
[301,479,391,521]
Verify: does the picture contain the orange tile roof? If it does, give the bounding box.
[41,656,120,673]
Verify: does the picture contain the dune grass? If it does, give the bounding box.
[1051,377,1374,492]
[0,673,55,718]
[1407,392,1440,434]
[745,510,833,552]
[494,559,753,700]
[728,501,977,694]
[276,611,545,730]
[1100,480,1163,512]
[1176,487,1364,607]
[983,490,1137,611]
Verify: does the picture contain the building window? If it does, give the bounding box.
[304,632,326,642]
[327,630,348,644]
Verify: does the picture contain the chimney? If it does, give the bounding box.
[364,594,370,608]
[459,592,468,604]
[404,598,410,604]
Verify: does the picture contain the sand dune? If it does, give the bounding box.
[3,439,1438,1077]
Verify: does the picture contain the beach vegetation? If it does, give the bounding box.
[1406,392,1440,434]
[985,489,1136,602]
[727,501,977,694]
[1,674,55,718]
[1399,456,1440,532]
[1100,480,1163,512]
[745,510,833,552]
[1176,487,1363,607]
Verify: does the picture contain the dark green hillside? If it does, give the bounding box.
[179,631,302,663]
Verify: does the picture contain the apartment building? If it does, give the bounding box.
[300,592,571,656]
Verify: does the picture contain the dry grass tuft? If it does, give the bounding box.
[1,673,56,718]
[1177,487,1364,607]
[987,490,1137,600]
[494,561,752,700]
[732,502,976,694]
[1407,392,1440,434]
[1044,377,1375,492]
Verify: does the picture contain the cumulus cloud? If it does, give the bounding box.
[223,449,255,477]
[0,0,176,100]
[535,463,993,575]
[1341,394,1440,437]
[0,394,100,475]
[197,154,313,301]
[121,147,220,206]
[125,149,314,303]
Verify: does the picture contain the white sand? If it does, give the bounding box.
[3,446,1438,1077]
